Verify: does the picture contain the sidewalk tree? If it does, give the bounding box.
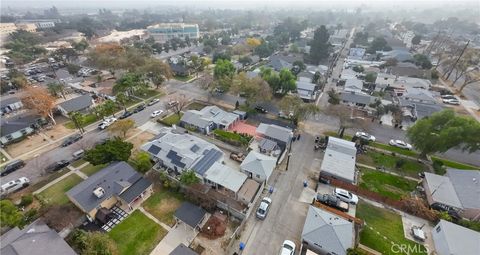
[108,119,135,138]
[324,104,353,137]
[68,111,86,134]
[141,59,173,89]
[231,72,271,106]
[130,152,153,173]
[327,89,340,104]
[84,138,133,165]
[169,94,189,116]
[413,54,432,69]
[279,95,320,125]
[407,109,480,158]
[21,87,57,125]
[115,92,128,111]
[102,100,118,117]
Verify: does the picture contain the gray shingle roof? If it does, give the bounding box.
[259,138,278,151]
[174,202,206,228]
[302,206,354,255]
[297,81,316,92]
[66,162,145,212]
[447,169,480,209]
[119,177,152,204]
[170,244,198,255]
[340,92,373,105]
[0,220,77,255]
[432,220,480,255]
[256,123,293,144]
[240,151,277,181]
[57,95,93,113]
[424,172,463,208]
[0,97,21,107]
[0,114,41,137]
[320,137,357,183]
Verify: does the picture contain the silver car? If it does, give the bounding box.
[256,197,272,220]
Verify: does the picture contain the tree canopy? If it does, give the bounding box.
[278,95,320,125]
[0,200,23,228]
[213,59,235,80]
[108,119,135,138]
[309,25,331,64]
[84,138,133,165]
[413,54,432,69]
[5,30,46,64]
[231,73,271,106]
[130,152,153,173]
[407,110,480,157]
[367,37,392,54]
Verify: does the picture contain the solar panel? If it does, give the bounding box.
[193,149,222,175]
[167,150,186,168]
[148,145,161,155]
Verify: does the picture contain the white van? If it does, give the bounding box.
[0,177,30,198]
[72,149,85,160]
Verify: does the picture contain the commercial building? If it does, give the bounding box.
[147,23,199,42]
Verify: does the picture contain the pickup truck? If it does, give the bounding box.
[315,193,349,212]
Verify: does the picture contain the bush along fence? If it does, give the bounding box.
[212,129,253,147]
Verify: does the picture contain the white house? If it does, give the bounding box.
[240,151,277,183]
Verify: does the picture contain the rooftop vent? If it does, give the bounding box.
[93,187,105,198]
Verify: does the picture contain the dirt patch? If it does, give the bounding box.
[43,124,74,141]
[128,130,155,150]
[200,213,227,240]
[5,133,50,157]
[193,214,238,255]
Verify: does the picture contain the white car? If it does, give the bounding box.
[441,94,456,100]
[443,98,460,105]
[280,240,296,255]
[98,117,117,130]
[334,188,359,205]
[1,177,30,198]
[256,197,272,220]
[151,110,164,118]
[389,139,413,150]
[355,131,376,142]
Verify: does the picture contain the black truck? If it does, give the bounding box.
[315,193,349,212]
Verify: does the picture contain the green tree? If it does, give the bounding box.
[179,170,200,186]
[327,89,340,104]
[254,41,276,58]
[352,65,364,73]
[407,109,480,158]
[72,39,89,53]
[238,56,253,67]
[115,92,128,111]
[68,111,86,134]
[0,200,23,228]
[141,59,173,89]
[102,100,118,117]
[5,30,47,64]
[69,229,118,255]
[113,72,148,96]
[84,138,133,165]
[411,35,422,45]
[130,152,153,173]
[279,95,320,125]
[108,119,135,138]
[66,63,82,75]
[413,54,432,69]
[214,59,235,80]
[367,37,392,54]
[310,25,331,64]
[274,68,297,95]
[47,82,66,99]
[365,72,377,83]
[231,73,271,106]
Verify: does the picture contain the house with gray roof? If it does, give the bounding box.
[170,244,198,255]
[204,162,248,196]
[320,137,357,184]
[0,97,23,114]
[0,113,46,146]
[180,105,239,134]
[423,169,480,220]
[57,95,94,117]
[375,72,396,92]
[67,161,153,219]
[296,80,317,101]
[340,91,374,107]
[432,220,480,255]
[1,220,76,255]
[256,123,293,150]
[265,54,302,71]
[344,78,364,93]
[240,151,277,183]
[302,205,354,255]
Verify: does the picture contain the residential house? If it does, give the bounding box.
[1,220,77,255]
[301,205,355,255]
[391,77,432,92]
[180,106,239,134]
[379,49,413,62]
[344,78,364,93]
[329,29,349,46]
[296,80,317,101]
[432,220,480,255]
[348,48,366,60]
[374,73,397,92]
[0,114,46,146]
[389,62,425,77]
[66,161,153,219]
[170,63,191,77]
[0,97,23,114]
[240,151,277,183]
[258,138,281,157]
[57,95,94,117]
[297,71,315,82]
[170,244,198,255]
[255,123,293,150]
[266,54,302,71]
[320,137,357,184]
[400,88,436,104]
[399,99,443,122]
[423,169,480,221]
[203,162,248,197]
[340,91,374,107]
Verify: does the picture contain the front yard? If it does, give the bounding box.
[108,210,168,255]
[357,151,428,177]
[65,114,98,129]
[143,188,185,226]
[356,201,427,255]
[36,173,83,206]
[358,167,418,200]
[79,163,107,176]
[159,113,183,126]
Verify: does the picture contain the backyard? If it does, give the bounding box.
[358,167,419,200]
[356,201,427,255]
[357,151,428,177]
[108,210,167,255]
[143,188,185,226]
[36,173,83,206]
[213,129,252,146]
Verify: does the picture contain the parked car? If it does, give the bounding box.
[441,94,456,100]
[0,160,25,177]
[45,160,70,172]
[255,106,268,113]
[443,98,460,105]
[316,193,349,212]
[167,100,178,108]
[148,98,160,106]
[72,149,85,160]
[389,139,413,150]
[151,110,164,118]
[61,134,83,147]
[119,111,133,119]
[98,117,117,130]
[133,104,146,113]
[1,177,30,198]
[279,240,296,255]
[256,197,272,220]
[333,188,359,205]
[355,131,376,142]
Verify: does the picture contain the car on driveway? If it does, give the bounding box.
[61,134,83,147]
[355,131,376,142]
[256,197,272,220]
[316,193,349,212]
[279,240,296,255]
[150,110,164,118]
[1,177,30,198]
[45,160,70,172]
[389,139,413,150]
[147,98,160,106]
[98,117,117,130]
[119,111,133,119]
[441,94,456,100]
[334,188,359,204]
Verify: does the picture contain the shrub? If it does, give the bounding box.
[433,160,445,175]
[395,159,406,169]
[19,194,33,207]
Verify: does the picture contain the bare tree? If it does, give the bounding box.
[168,94,189,116]
[323,105,353,137]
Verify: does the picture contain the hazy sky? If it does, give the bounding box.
[2,0,479,10]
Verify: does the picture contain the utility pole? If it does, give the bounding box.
[444,40,470,80]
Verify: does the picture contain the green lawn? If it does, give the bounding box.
[65,114,98,129]
[186,101,209,111]
[356,201,427,255]
[174,75,193,82]
[143,189,185,226]
[371,143,419,157]
[357,151,428,177]
[30,169,71,192]
[159,113,183,126]
[36,174,83,206]
[136,89,162,99]
[109,210,167,255]
[79,163,107,176]
[431,157,479,170]
[323,131,353,141]
[71,159,87,168]
[358,167,418,200]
